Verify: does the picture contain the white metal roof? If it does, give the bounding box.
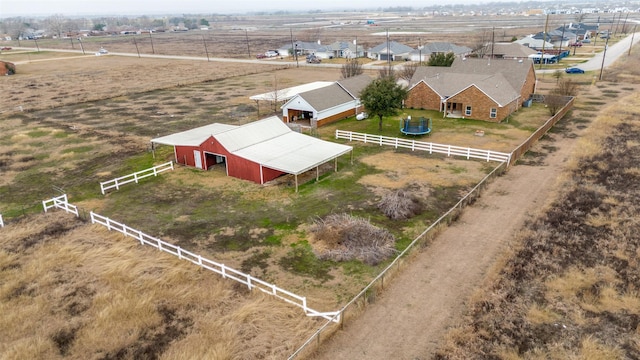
[217,116,352,175]
[151,123,237,146]
[151,116,352,176]
[249,81,333,102]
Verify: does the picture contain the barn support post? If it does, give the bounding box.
[350,150,353,165]
[316,166,319,182]
[295,174,299,193]
[334,158,338,172]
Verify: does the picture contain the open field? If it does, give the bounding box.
[434,45,640,359]
[1,12,633,358]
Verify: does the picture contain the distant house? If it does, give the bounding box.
[410,42,472,62]
[150,116,352,190]
[281,74,372,127]
[368,41,414,61]
[531,30,576,48]
[325,41,365,59]
[558,23,599,41]
[405,58,537,122]
[514,35,555,51]
[482,42,538,60]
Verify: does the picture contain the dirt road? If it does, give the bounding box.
[312,114,580,359]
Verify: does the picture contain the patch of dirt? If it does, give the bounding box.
[311,78,624,360]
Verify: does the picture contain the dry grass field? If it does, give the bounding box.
[1,12,634,359]
[434,48,640,359]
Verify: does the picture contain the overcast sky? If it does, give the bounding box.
[2,0,520,17]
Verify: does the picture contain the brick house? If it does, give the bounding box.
[405,58,537,122]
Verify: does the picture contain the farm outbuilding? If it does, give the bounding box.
[151,116,353,191]
[281,74,371,127]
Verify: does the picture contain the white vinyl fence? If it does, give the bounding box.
[100,161,174,195]
[336,130,511,163]
[89,211,340,322]
[42,194,79,217]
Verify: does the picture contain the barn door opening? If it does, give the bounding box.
[204,152,226,173]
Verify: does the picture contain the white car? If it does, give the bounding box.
[97,48,108,55]
[265,50,279,57]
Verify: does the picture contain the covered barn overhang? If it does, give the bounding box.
[233,131,353,192]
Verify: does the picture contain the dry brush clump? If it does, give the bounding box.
[310,213,396,265]
[435,94,640,359]
[377,188,423,220]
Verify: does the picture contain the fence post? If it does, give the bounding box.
[0,214,4,228]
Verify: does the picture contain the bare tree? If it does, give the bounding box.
[555,78,579,97]
[340,59,363,79]
[0,17,27,40]
[44,14,67,38]
[398,61,418,82]
[378,65,396,79]
[574,13,587,24]
[470,28,490,58]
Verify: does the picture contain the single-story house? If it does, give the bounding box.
[409,42,472,62]
[405,58,537,123]
[325,41,365,59]
[368,41,414,61]
[514,35,555,51]
[281,74,372,127]
[531,30,576,48]
[481,42,538,60]
[151,116,353,191]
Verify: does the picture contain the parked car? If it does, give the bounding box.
[306,54,321,63]
[565,67,585,74]
[98,48,108,54]
[582,38,591,43]
[256,53,266,59]
[1,47,11,50]
[569,42,582,47]
[265,50,279,57]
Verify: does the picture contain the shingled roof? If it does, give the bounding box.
[294,74,371,112]
[409,58,533,106]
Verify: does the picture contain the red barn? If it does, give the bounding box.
[151,116,352,190]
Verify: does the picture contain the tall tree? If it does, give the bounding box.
[360,75,407,131]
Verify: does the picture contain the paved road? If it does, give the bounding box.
[537,31,640,74]
[11,32,639,73]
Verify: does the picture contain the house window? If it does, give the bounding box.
[490,108,497,118]
[465,106,472,116]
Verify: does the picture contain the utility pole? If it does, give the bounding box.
[245,29,251,58]
[77,37,85,54]
[290,28,297,67]
[149,31,155,54]
[539,14,549,70]
[629,25,637,56]
[202,35,210,62]
[599,36,609,81]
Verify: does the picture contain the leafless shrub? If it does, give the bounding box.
[544,94,567,116]
[554,78,579,97]
[398,61,418,82]
[378,189,423,220]
[341,59,363,79]
[310,213,396,265]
